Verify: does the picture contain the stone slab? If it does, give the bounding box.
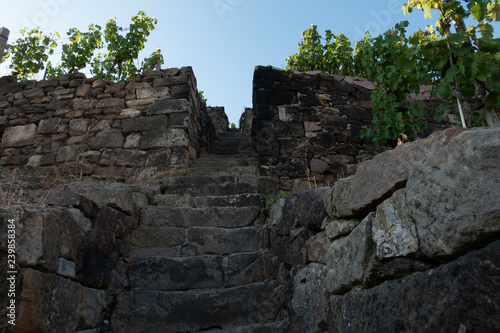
[329,241,500,332]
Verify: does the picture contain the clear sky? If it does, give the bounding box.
[1,0,498,125]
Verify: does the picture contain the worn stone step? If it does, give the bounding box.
[129,255,225,291]
[210,147,256,155]
[189,156,258,168]
[152,193,261,208]
[128,251,278,291]
[192,193,261,208]
[186,166,258,177]
[161,181,258,196]
[224,251,279,287]
[197,320,291,333]
[129,227,266,258]
[139,206,260,228]
[210,141,253,149]
[111,281,284,333]
[187,226,264,255]
[167,175,237,186]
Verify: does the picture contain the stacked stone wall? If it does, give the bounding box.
[252,65,458,191]
[0,67,215,184]
[267,127,500,332]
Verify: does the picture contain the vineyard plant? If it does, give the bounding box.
[1,11,162,82]
[286,0,500,144]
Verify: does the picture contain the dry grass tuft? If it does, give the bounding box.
[0,167,58,207]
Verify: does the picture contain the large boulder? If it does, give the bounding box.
[406,127,500,260]
[326,212,377,294]
[349,128,469,215]
[324,176,358,219]
[284,187,329,230]
[329,240,500,332]
[372,189,419,259]
[14,269,82,332]
[67,182,135,215]
[292,263,330,332]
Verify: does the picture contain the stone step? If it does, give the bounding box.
[168,175,237,186]
[187,166,258,177]
[189,155,258,168]
[139,206,260,228]
[187,226,264,255]
[161,181,258,197]
[193,193,261,208]
[196,320,291,333]
[153,193,261,208]
[128,251,279,291]
[210,140,253,147]
[130,226,264,257]
[111,281,284,332]
[215,130,248,138]
[209,147,256,155]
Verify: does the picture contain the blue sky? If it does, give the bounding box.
[1,0,498,124]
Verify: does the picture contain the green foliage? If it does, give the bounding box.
[403,0,500,127]
[61,24,103,73]
[287,0,500,143]
[160,184,170,194]
[260,192,296,216]
[199,90,207,104]
[4,11,161,82]
[230,123,237,129]
[286,25,364,76]
[359,21,432,144]
[91,10,158,81]
[5,28,60,80]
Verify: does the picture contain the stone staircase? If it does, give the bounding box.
[111,130,288,332]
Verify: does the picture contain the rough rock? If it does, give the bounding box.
[284,187,329,230]
[268,198,286,227]
[147,98,190,115]
[372,188,419,259]
[79,287,107,330]
[406,127,500,260]
[29,190,98,220]
[329,241,500,332]
[349,128,469,215]
[121,115,168,134]
[139,128,189,150]
[377,257,435,281]
[15,269,82,333]
[292,263,330,333]
[87,206,134,259]
[67,182,135,215]
[1,124,37,147]
[326,212,377,294]
[275,227,315,266]
[37,118,60,135]
[87,129,124,150]
[324,218,361,240]
[305,231,331,264]
[324,176,357,219]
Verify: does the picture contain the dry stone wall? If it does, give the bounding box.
[0,67,215,184]
[207,106,229,135]
[252,65,457,191]
[267,127,500,332]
